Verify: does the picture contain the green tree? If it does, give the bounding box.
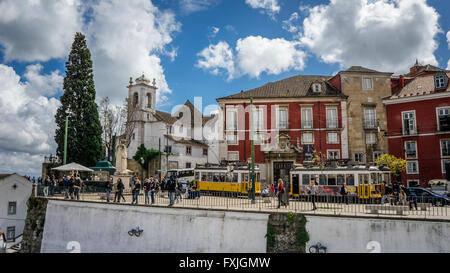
[133,144,160,169]
[54,32,103,167]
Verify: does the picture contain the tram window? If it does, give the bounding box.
[302,174,310,185]
[370,173,376,184]
[256,173,261,182]
[232,173,238,183]
[383,173,390,183]
[359,174,369,185]
[243,173,249,182]
[195,172,199,180]
[328,175,337,185]
[207,173,214,181]
[337,174,345,185]
[319,174,327,185]
[346,174,355,185]
[201,174,207,181]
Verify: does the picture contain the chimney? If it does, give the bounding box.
[399,75,405,88]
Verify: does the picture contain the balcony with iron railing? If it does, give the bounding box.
[301,120,313,129]
[363,119,378,130]
[403,126,418,136]
[326,119,339,129]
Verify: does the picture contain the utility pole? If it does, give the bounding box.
[250,97,256,204]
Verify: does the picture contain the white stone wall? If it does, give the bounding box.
[40,200,269,253]
[0,174,32,247]
[306,215,450,253]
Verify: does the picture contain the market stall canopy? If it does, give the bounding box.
[90,161,116,174]
[52,162,94,172]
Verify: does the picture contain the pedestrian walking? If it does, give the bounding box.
[73,176,82,200]
[277,179,287,208]
[131,178,141,205]
[309,179,318,210]
[340,183,348,205]
[43,176,50,197]
[150,178,157,204]
[105,177,113,203]
[168,177,176,206]
[49,175,56,196]
[63,176,70,199]
[116,178,126,203]
[408,191,418,210]
[144,178,150,205]
[175,178,183,203]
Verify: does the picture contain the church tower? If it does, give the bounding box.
[127,73,158,148]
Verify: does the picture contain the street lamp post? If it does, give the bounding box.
[250,97,256,204]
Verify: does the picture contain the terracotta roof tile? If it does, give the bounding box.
[390,72,450,99]
[217,75,347,100]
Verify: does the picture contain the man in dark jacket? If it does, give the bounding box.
[340,183,348,205]
[168,177,177,206]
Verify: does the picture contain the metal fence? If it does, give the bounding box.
[34,184,450,220]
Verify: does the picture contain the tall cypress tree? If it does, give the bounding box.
[55,32,103,167]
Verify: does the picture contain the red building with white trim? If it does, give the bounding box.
[216,75,348,184]
[384,63,450,187]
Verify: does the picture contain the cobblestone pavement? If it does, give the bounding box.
[42,191,450,221]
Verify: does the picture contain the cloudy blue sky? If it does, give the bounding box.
[0,0,449,176]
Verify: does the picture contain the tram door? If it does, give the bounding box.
[291,174,300,196]
[274,162,293,204]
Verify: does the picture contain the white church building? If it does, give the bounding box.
[126,74,219,173]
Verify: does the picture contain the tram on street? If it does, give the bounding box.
[193,164,262,195]
[290,165,391,200]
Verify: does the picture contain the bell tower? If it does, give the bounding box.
[128,73,158,114]
[127,73,158,150]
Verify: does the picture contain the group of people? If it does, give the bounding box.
[104,175,194,207]
[39,174,84,200]
[382,181,418,210]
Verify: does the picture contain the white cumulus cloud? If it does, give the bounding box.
[236,36,305,78]
[85,0,181,106]
[245,0,280,18]
[0,0,82,62]
[196,36,306,79]
[196,41,235,79]
[299,0,440,73]
[0,64,61,176]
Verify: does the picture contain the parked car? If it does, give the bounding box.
[429,179,450,197]
[403,187,450,206]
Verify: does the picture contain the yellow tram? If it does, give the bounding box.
[290,165,391,200]
[193,164,262,194]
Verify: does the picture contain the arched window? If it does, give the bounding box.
[133,93,139,107]
[147,93,152,108]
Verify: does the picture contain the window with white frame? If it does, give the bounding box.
[435,73,446,89]
[407,180,420,187]
[441,140,450,157]
[406,161,419,174]
[326,108,338,129]
[186,146,192,155]
[252,133,264,145]
[301,107,313,129]
[277,107,288,129]
[327,150,340,160]
[8,202,16,215]
[364,108,377,128]
[402,111,416,135]
[373,152,382,162]
[302,132,314,144]
[354,152,364,163]
[313,83,321,93]
[363,77,373,90]
[442,159,450,173]
[6,227,15,242]
[437,108,450,132]
[365,132,377,144]
[226,109,237,130]
[228,151,239,161]
[405,141,417,158]
[327,132,339,144]
[252,108,264,131]
[226,132,238,145]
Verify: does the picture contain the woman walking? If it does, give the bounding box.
[277,179,287,208]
